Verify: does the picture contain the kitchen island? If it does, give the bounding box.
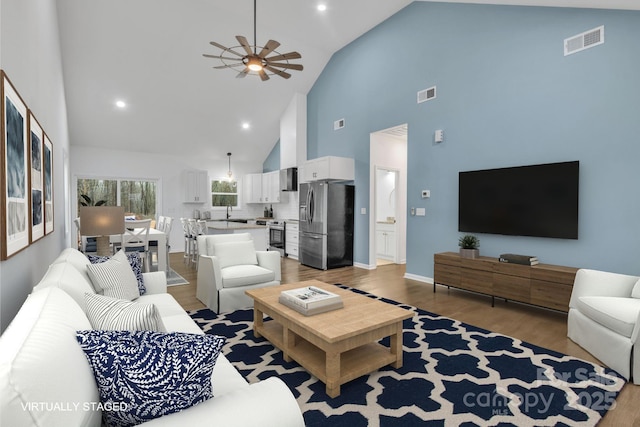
[206,220,269,251]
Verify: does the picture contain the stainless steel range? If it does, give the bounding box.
[267,220,285,256]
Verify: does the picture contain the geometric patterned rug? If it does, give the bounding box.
[189,285,625,427]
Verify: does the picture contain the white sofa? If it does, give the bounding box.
[196,233,281,313]
[567,268,640,383]
[0,247,304,427]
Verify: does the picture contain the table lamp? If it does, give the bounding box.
[79,206,125,256]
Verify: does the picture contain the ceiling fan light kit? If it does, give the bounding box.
[203,0,303,81]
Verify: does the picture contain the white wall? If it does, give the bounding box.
[0,0,71,332]
[71,146,266,252]
[279,93,307,169]
[376,169,397,222]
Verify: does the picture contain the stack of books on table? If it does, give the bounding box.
[278,286,344,316]
[499,253,539,266]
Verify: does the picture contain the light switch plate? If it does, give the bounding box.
[360,207,367,215]
[416,208,426,216]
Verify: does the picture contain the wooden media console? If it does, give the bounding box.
[433,252,578,312]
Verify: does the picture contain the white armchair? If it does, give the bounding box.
[196,233,281,312]
[567,268,640,383]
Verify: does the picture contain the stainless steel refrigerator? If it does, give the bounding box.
[299,182,354,270]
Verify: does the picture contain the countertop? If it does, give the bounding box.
[205,220,266,230]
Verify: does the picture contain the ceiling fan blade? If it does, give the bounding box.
[236,68,250,78]
[258,40,280,58]
[265,51,301,62]
[266,62,303,71]
[209,41,244,57]
[265,65,291,79]
[214,63,241,69]
[258,69,270,81]
[236,35,254,55]
[203,54,243,61]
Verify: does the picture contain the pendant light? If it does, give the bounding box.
[227,152,233,181]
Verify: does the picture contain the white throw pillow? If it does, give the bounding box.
[33,262,97,311]
[85,293,166,332]
[213,240,258,269]
[0,287,101,427]
[632,278,640,299]
[86,250,140,301]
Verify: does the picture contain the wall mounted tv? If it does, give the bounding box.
[458,161,579,239]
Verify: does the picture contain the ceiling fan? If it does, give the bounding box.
[203,0,303,81]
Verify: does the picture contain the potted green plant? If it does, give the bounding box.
[459,234,480,259]
[79,194,106,207]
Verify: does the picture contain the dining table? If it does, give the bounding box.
[109,228,167,272]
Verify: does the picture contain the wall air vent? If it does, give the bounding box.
[334,118,345,130]
[564,26,604,56]
[417,86,436,104]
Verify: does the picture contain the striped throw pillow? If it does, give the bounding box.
[87,250,140,301]
[85,293,165,332]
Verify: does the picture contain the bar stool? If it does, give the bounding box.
[189,219,208,269]
[180,218,192,265]
[163,217,174,274]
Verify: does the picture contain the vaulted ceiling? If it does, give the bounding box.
[55,0,640,166]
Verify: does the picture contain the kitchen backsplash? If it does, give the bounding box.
[184,191,299,221]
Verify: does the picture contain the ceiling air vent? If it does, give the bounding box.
[334,118,345,130]
[564,26,604,56]
[417,86,436,104]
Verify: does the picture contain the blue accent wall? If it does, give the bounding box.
[307,2,640,276]
[263,140,280,172]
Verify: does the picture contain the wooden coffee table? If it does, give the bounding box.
[245,280,413,397]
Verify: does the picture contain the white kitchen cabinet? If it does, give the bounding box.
[244,171,287,204]
[285,221,299,260]
[182,170,208,203]
[376,222,396,261]
[299,156,354,182]
[243,173,263,204]
[262,171,280,203]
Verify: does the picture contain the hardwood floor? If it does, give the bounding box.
[167,253,640,426]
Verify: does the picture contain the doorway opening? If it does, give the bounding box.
[369,124,408,268]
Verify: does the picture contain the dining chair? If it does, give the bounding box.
[74,217,98,253]
[156,215,167,232]
[149,215,167,269]
[115,219,152,272]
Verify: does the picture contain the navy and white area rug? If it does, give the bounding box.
[189,285,625,426]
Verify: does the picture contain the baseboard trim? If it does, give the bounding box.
[354,262,376,270]
[404,273,434,284]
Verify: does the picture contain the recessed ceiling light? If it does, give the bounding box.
[115,100,126,108]
[241,122,250,130]
[317,4,327,12]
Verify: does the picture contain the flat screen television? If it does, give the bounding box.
[458,161,579,239]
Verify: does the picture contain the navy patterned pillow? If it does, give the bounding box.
[88,252,145,295]
[76,330,226,427]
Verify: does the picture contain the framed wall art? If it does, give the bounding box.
[43,133,54,235]
[1,70,30,259]
[29,112,45,243]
